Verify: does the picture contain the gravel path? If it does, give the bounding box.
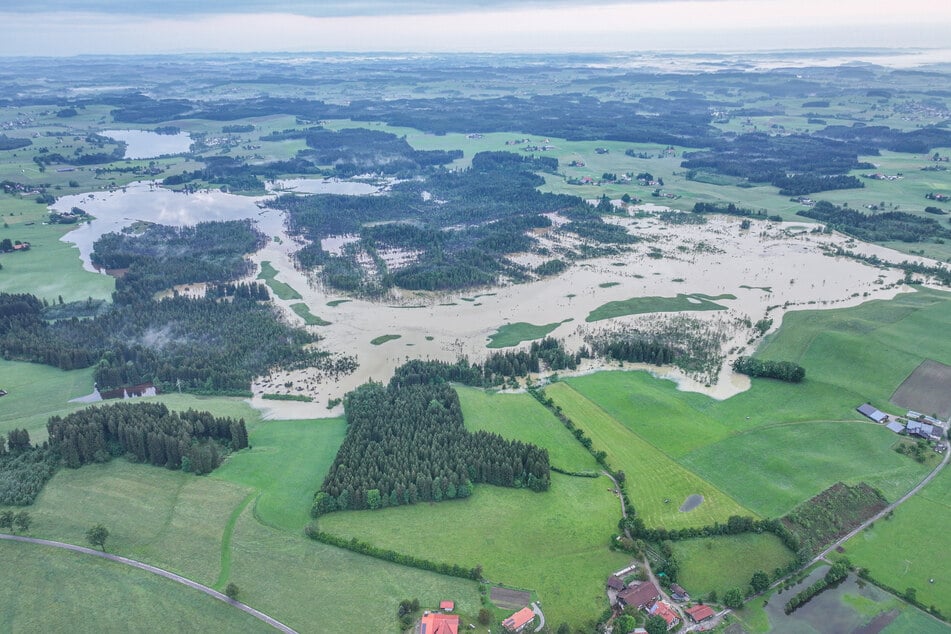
[0,533,298,634]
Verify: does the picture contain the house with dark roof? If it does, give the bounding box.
[669,583,689,602]
[502,607,536,632]
[616,581,660,610]
[420,612,459,634]
[857,403,888,423]
[906,420,934,439]
[607,575,625,592]
[685,604,716,623]
[886,421,905,434]
[648,601,680,630]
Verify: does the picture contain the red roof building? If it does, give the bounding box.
[685,604,716,623]
[420,612,459,634]
[502,607,536,632]
[648,601,680,630]
[439,600,455,612]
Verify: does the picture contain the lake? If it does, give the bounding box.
[101,129,192,159]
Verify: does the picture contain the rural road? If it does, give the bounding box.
[0,533,298,634]
[531,601,545,632]
[813,441,950,564]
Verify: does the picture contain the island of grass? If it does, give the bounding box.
[326,299,351,307]
[370,334,402,346]
[257,261,302,300]
[290,303,330,326]
[586,293,735,322]
[486,319,572,348]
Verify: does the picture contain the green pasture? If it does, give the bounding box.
[586,293,734,322]
[843,465,951,619]
[0,360,95,441]
[318,473,632,629]
[290,302,330,325]
[456,386,600,473]
[671,532,796,598]
[0,540,273,634]
[214,418,347,532]
[543,381,753,529]
[485,319,570,348]
[0,196,115,303]
[257,260,302,300]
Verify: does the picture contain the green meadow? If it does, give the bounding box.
[586,293,735,322]
[486,319,570,348]
[0,540,273,634]
[257,260,302,300]
[544,381,753,528]
[456,386,600,473]
[290,302,331,325]
[318,474,632,628]
[0,360,96,441]
[672,532,797,599]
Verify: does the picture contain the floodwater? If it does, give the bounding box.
[55,182,282,271]
[765,567,906,633]
[101,129,192,159]
[267,178,380,195]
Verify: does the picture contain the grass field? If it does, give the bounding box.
[456,386,600,473]
[290,302,331,325]
[842,464,951,619]
[0,360,95,441]
[0,540,273,633]
[680,422,934,517]
[585,293,734,322]
[544,381,753,528]
[671,532,796,598]
[318,474,632,629]
[485,319,570,348]
[370,334,402,345]
[257,260,302,300]
[214,418,347,532]
[0,197,115,303]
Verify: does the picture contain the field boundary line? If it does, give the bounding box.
[0,533,298,634]
[215,491,257,589]
[550,382,756,517]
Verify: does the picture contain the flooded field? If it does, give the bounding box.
[101,129,192,159]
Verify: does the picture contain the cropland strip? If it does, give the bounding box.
[586,293,735,322]
[0,533,298,634]
[544,381,753,529]
[890,359,951,419]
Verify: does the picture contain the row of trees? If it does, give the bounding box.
[313,380,550,515]
[784,560,850,614]
[732,356,806,383]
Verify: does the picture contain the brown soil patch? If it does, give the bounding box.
[891,359,951,420]
[490,586,531,610]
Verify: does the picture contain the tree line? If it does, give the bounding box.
[313,380,550,516]
[732,356,806,383]
[798,200,951,243]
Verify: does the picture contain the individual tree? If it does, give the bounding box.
[14,511,32,534]
[225,583,240,600]
[0,510,14,532]
[478,608,492,625]
[751,570,771,594]
[644,615,668,634]
[86,523,109,551]
[614,614,636,633]
[723,587,745,609]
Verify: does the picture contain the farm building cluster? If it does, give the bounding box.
[606,572,717,631]
[857,404,948,451]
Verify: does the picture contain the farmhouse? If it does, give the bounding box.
[616,581,661,610]
[669,583,689,602]
[501,607,535,632]
[906,420,935,440]
[420,611,459,634]
[856,403,888,423]
[606,575,625,592]
[685,604,716,623]
[648,601,680,630]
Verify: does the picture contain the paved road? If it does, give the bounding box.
[531,601,545,632]
[0,533,298,634]
[813,442,950,564]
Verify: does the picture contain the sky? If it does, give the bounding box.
[3,0,951,57]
